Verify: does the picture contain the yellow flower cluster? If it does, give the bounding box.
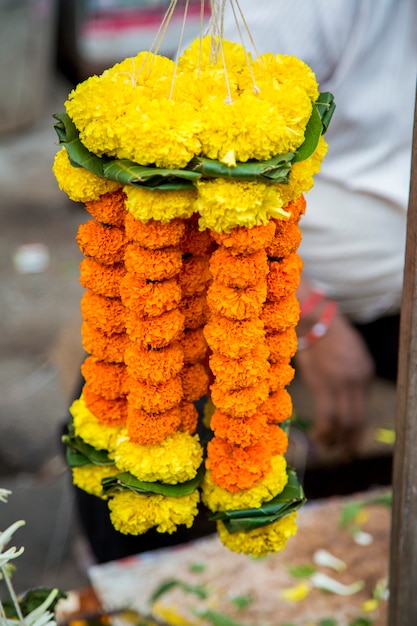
[64,36,318,169]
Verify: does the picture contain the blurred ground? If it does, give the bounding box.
[0,73,92,595]
[0,69,397,600]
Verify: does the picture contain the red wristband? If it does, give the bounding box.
[299,289,325,317]
[297,299,338,350]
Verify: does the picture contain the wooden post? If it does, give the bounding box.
[388,90,417,623]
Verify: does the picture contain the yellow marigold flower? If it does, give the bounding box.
[72,464,119,498]
[217,512,298,558]
[116,99,202,168]
[108,489,200,535]
[202,455,288,511]
[110,431,203,484]
[196,178,285,234]
[70,395,122,452]
[178,35,249,75]
[249,52,319,102]
[52,148,120,203]
[124,186,197,224]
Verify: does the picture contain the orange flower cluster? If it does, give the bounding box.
[203,198,305,500]
[122,214,211,445]
[76,193,211,457]
[78,189,130,426]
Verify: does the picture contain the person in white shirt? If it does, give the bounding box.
[223,0,417,455]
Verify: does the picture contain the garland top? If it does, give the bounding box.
[53,36,335,232]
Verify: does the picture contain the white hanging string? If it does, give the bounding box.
[128,0,259,102]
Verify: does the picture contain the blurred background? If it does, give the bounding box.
[0,0,396,598]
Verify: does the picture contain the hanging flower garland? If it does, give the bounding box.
[54,18,335,557]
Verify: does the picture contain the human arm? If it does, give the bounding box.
[294,278,375,457]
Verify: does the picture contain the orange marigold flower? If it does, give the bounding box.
[179,328,208,364]
[268,362,295,392]
[83,384,128,425]
[79,257,126,298]
[179,401,199,434]
[204,314,265,358]
[206,281,267,321]
[125,308,185,349]
[81,356,128,400]
[82,322,129,363]
[210,380,270,418]
[285,194,306,223]
[180,215,214,255]
[209,248,268,288]
[77,220,127,265]
[178,255,212,298]
[209,343,270,390]
[211,221,276,256]
[267,253,303,301]
[120,273,182,317]
[261,294,300,332]
[180,363,209,403]
[124,342,184,384]
[124,214,185,249]
[124,243,182,281]
[265,221,302,258]
[128,375,183,413]
[81,291,126,334]
[126,405,181,445]
[179,294,210,330]
[84,189,127,227]
[206,437,272,492]
[259,389,293,424]
[265,327,298,363]
[210,409,268,447]
[265,423,289,455]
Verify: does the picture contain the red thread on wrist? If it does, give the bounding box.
[299,289,325,318]
[297,299,338,350]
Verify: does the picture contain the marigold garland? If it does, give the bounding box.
[54,24,333,556]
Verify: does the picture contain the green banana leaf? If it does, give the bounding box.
[101,464,205,498]
[53,112,111,177]
[209,468,306,533]
[62,427,114,468]
[53,91,334,191]
[315,91,336,134]
[103,159,200,189]
[187,152,293,183]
